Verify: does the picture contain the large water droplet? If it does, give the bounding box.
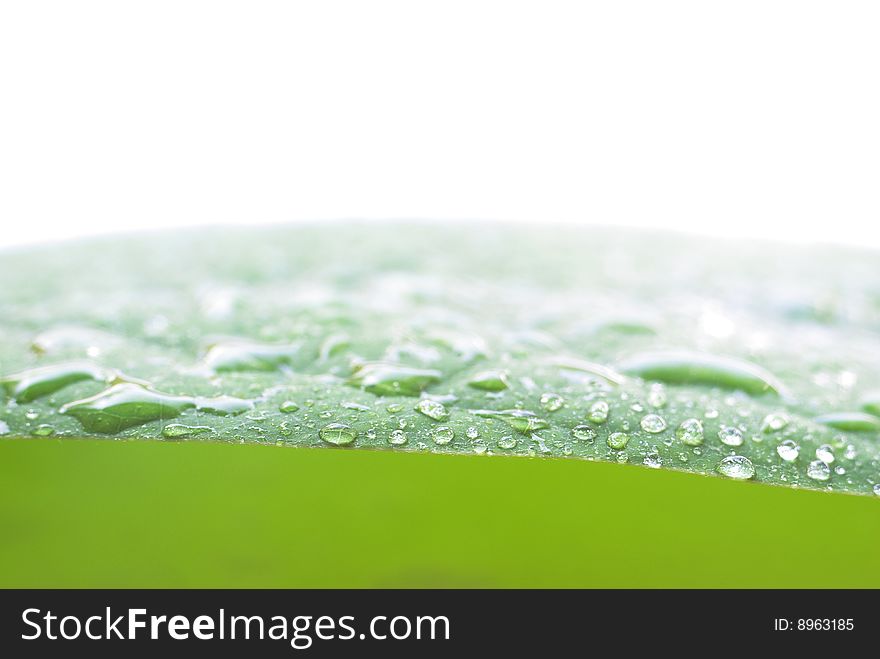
[497,435,517,449]
[815,444,835,464]
[348,362,442,397]
[761,412,790,433]
[319,423,357,446]
[571,425,596,441]
[430,426,454,445]
[640,414,667,434]
[388,429,407,445]
[539,392,565,412]
[162,424,214,439]
[675,418,704,446]
[776,439,799,461]
[467,370,509,392]
[717,425,744,447]
[416,398,449,421]
[806,459,831,481]
[618,351,787,397]
[202,339,300,373]
[607,432,629,450]
[587,400,609,424]
[717,455,755,480]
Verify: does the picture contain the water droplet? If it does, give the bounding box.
[844,444,857,460]
[705,409,719,419]
[0,361,138,403]
[279,400,300,413]
[815,444,835,464]
[388,429,407,445]
[640,414,667,434]
[467,370,509,392]
[319,423,357,446]
[469,409,549,434]
[675,418,704,446]
[813,412,880,432]
[60,383,252,433]
[32,424,55,437]
[202,339,300,373]
[647,384,667,408]
[416,398,449,421]
[618,351,787,397]
[497,435,517,450]
[643,451,662,468]
[776,439,800,462]
[348,362,442,396]
[25,410,39,420]
[539,392,565,412]
[0,420,8,435]
[761,412,790,433]
[834,466,846,475]
[587,400,609,424]
[385,403,404,413]
[718,425,744,447]
[561,444,573,455]
[162,424,214,439]
[342,401,370,412]
[873,484,880,496]
[717,455,755,480]
[607,432,629,450]
[466,426,479,440]
[431,426,454,445]
[806,459,831,481]
[571,425,596,442]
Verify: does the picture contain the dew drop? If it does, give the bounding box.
[640,414,667,434]
[497,435,517,450]
[32,424,55,437]
[466,426,479,440]
[416,398,449,421]
[806,459,831,481]
[717,455,755,480]
[162,424,213,439]
[607,432,629,450]
[815,444,835,464]
[319,423,357,446]
[776,439,800,462]
[717,425,744,447]
[571,424,596,442]
[761,412,790,433]
[279,400,300,413]
[647,384,667,408]
[539,392,565,412]
[643,451,662,468]
[467,370,509,392]
[587,400,609,424]
[675,418,704,446]
[431,426,455,445]
[873,484,880,496]
[388,429,407,446]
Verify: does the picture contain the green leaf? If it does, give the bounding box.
[1,224,879,496]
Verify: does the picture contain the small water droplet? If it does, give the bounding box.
[319,423,357,446]
[643,451,662,468]
[647,384,667,408]
[816,444,835,464]
[834,466,846,475]
[571,424,596,442]
[844,444,857,460]
[431,426,455,445]
[717,455,755,480]
[607,432,629,450]
[718,425,744,447]
[873,484,880,496]
[32,424,55,437]
[587,400,609,424]
[761,412,790,433]
[776,439,800,462]
[675,418,704,446]
[497,435,517,450]
[416,398,449,421]
[806,459,831,481]
[466,426,479,440]
[467,370,509,392]
[279,400,300,413]
[640,414,667,434]
[162,424,213,439]
[385,403,403,413]
[539,392,565,412]
[389,429,407,445]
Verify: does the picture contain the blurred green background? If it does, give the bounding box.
[1,438,877,588]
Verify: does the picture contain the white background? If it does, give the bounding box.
[1,1,878,249]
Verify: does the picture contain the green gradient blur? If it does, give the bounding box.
[1,439,877,588]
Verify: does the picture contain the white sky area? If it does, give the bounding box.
[1,1,878,250]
